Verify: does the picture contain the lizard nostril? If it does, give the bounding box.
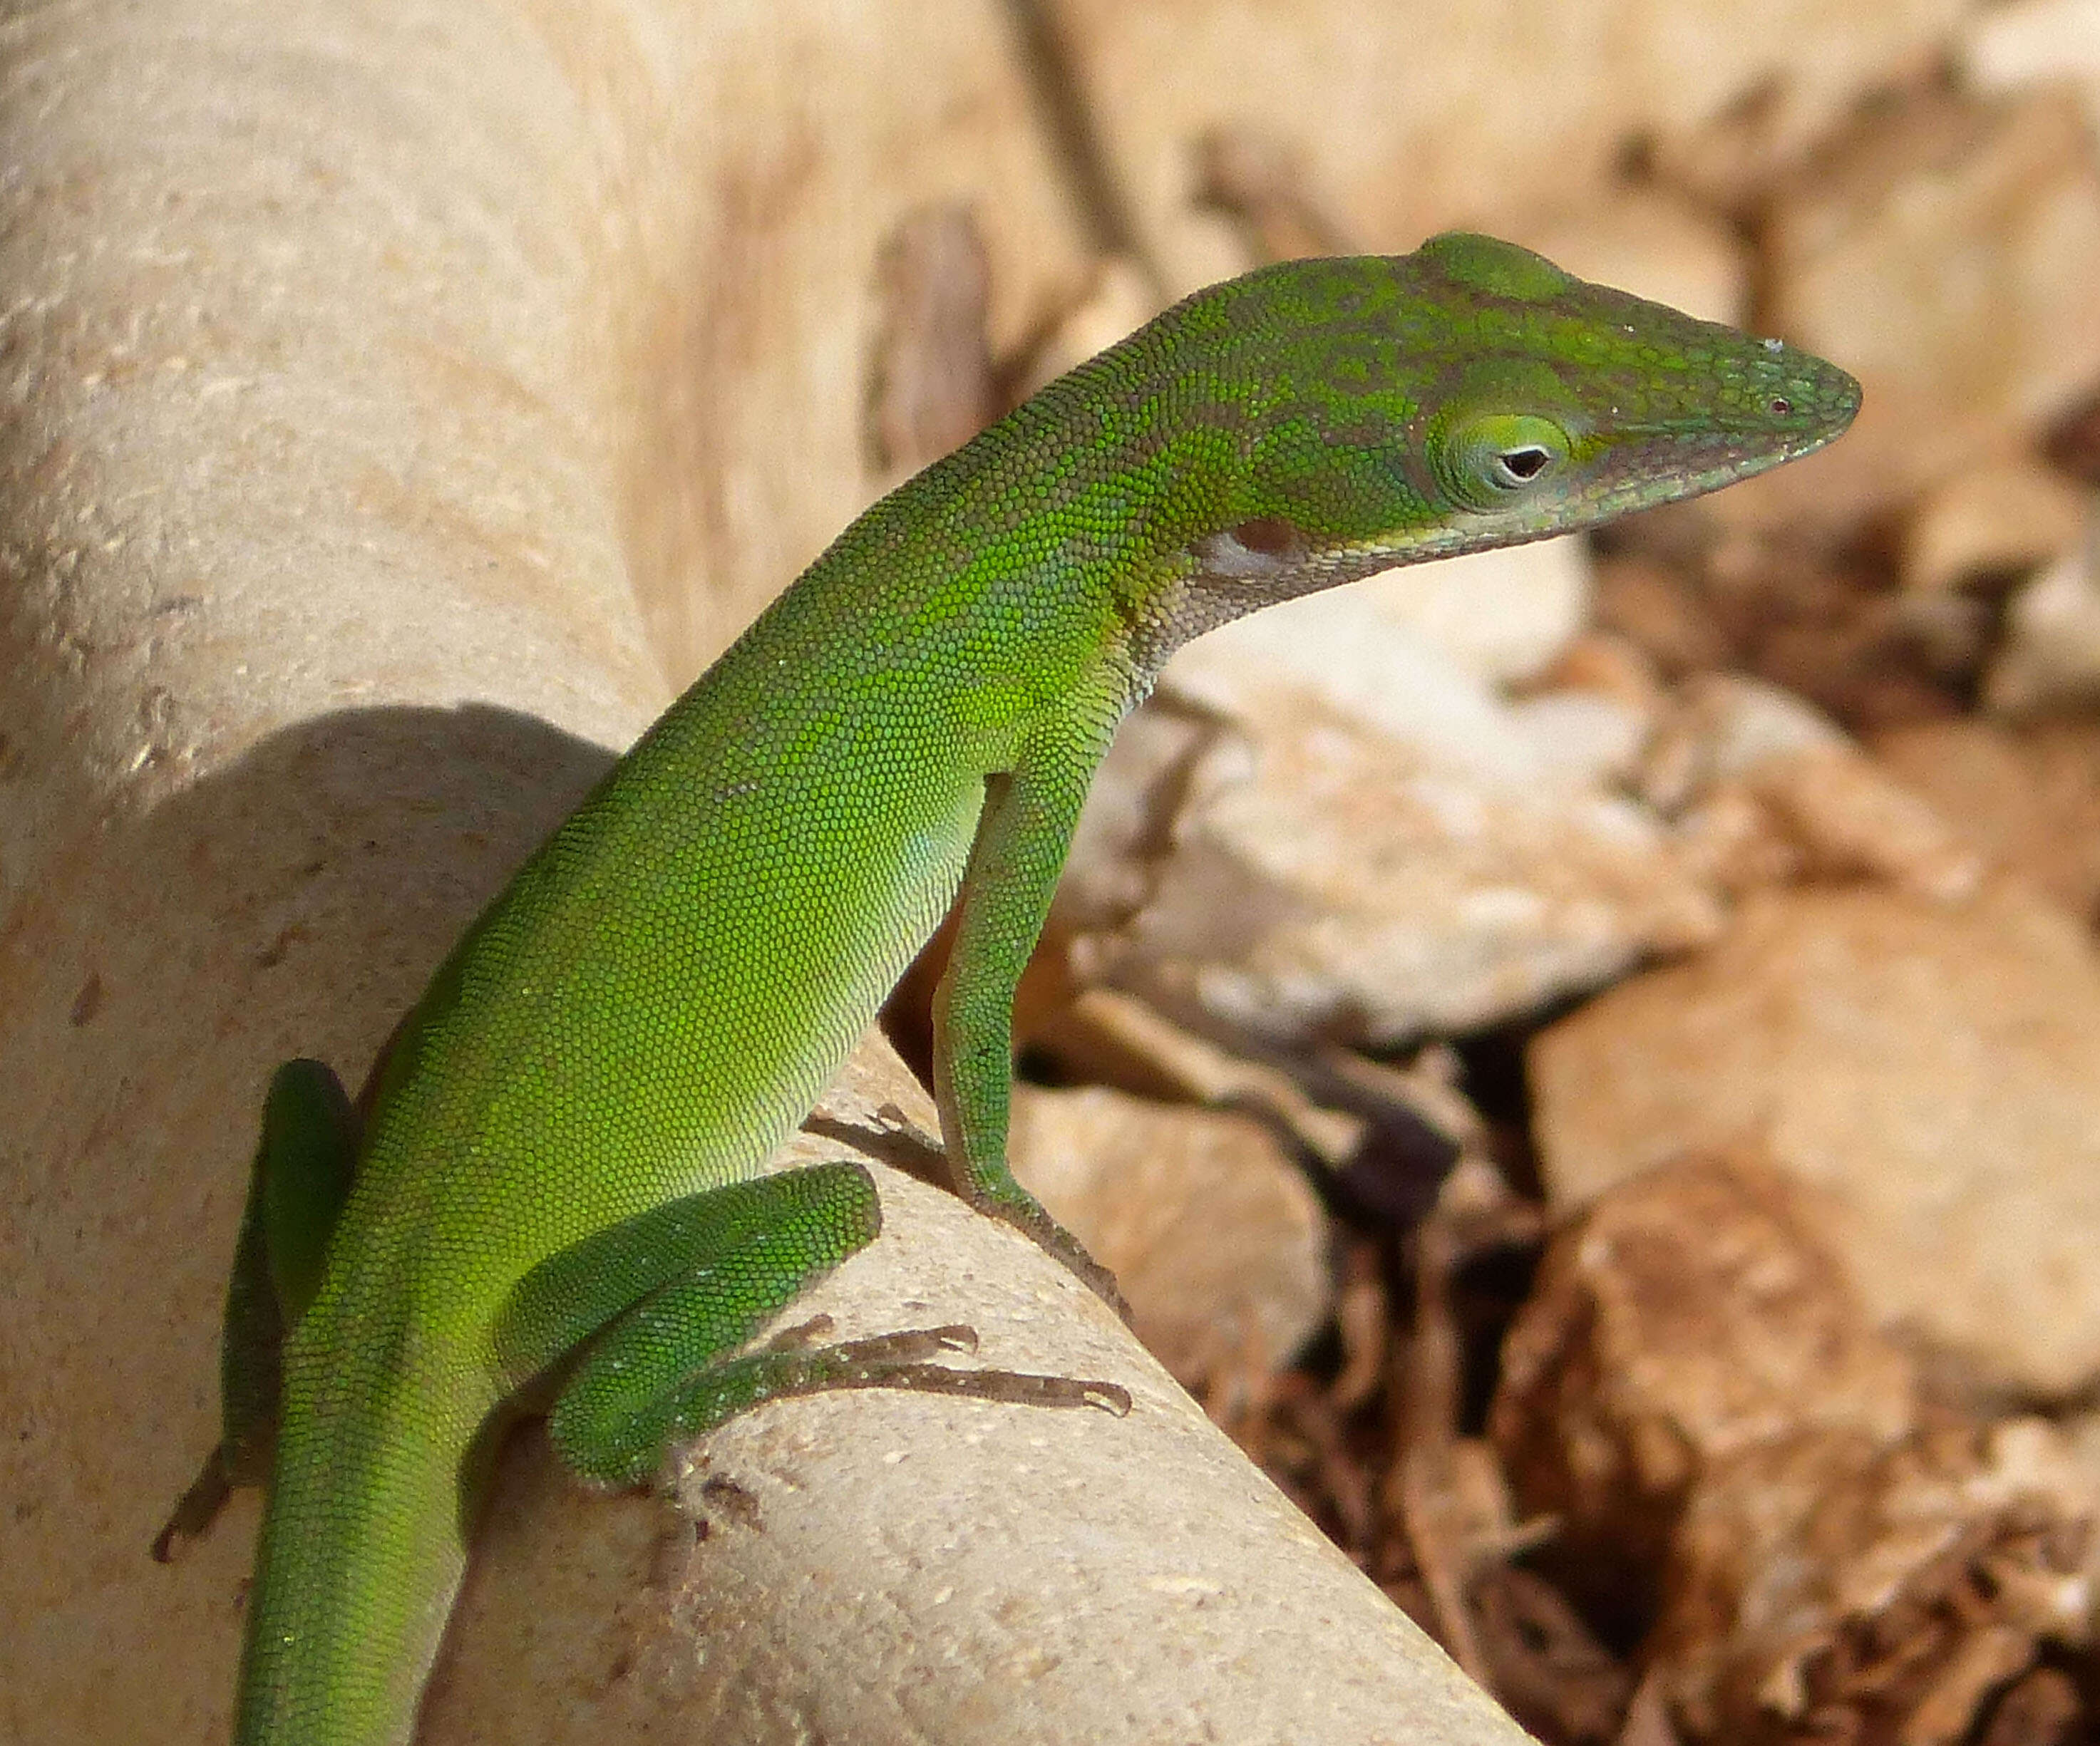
[1769,396,1793,415]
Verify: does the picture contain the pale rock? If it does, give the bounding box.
[1007,1083,1331,1392]
[1759,87,2100,525]
[1532,631,1672,721]
[1163,601,1533,782]
[1640,676,1981,901]
[1530,884,2100,1398]
[1640,673,1848,811]
[1030,986,1368,1170]
[1367,537,1594,687]
[1985,519,2100,714]
[1071,636,1724,1045]
[1959,0,2100,133]
[1899,458,2089,596]
[1870,716,2100,919]
[1172,533,1590,707]
[1504,690,1651,792]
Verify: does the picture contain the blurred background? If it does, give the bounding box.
[809,5,2100,1742]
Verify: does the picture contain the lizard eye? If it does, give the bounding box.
[1429,411,1572,511]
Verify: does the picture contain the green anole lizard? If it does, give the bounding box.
[157,233,1858,1745]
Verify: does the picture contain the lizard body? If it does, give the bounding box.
[163,234,1858,1745]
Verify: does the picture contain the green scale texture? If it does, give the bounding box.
[208,233,1857,1746]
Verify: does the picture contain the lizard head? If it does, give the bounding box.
[1091,231,1858,648]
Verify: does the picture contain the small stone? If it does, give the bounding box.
[1959,0,2100,134]
[1639,673,1848,811]
[1503,690,1651,792]
[1638,675,1981,900]
[1985,521,2100,714]
[1248,534,1592,691]
[1530,631,1669,720]
[1871,715,2100,919]
[1490,1153,1917,1608]
[1007,1083,1330,1393]
[1531,884,2100,1398]
[1078,668,1722,1048]
[1900,459,2088,596]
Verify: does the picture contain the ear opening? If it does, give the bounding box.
[1190,516,1311,580]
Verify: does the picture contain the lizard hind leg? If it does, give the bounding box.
[495,1161,1129,1492]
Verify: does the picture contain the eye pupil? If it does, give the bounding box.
[1436,415,1568,509]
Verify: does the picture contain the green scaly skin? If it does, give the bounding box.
[162,234,1858,1746]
